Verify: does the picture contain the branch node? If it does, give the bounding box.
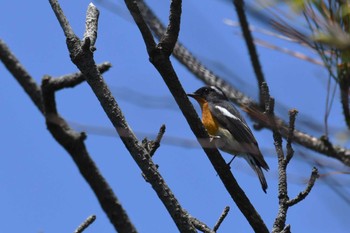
[320,135,334,151]
[141,124,166,158]
[82,37,92,52]
[189,214,215,233]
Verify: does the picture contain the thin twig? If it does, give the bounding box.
[74,215,96,233]
[261,82,274,114]
[0,39,43,113]
[272,107,318,233]
[272,105,290,233]
[213,206,230,232]
[48,0,76,38]
[50,62,111,91]
[272,129,288,233]
[84,3,99,48]
[286,167,319,206]
[149,124,166,157]
[286,109,298,164]
[232,0,266,107]
[158,0,182,56]
[125,0,156,54]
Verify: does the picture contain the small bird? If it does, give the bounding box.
[188,86,269,192]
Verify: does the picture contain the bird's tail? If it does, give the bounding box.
[246,156,268,193]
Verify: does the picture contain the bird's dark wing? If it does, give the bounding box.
[209,102,256,144]
[209,102,269,170]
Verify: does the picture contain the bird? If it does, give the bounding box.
[187,86,269,192]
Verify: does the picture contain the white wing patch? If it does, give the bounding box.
[215,105,240,121]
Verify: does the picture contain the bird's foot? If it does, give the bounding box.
[227,155,237,169]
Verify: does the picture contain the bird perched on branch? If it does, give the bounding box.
[188,86,269,192]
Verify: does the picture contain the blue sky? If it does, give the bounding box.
[1,0,349,232]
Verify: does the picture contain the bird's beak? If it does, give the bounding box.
[187,93,205,103]
[187,93,197,99]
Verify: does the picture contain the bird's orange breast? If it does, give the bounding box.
[200,101,219,135]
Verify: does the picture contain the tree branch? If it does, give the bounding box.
[84,3,99,49]
[50,1,197,232]
[125,0,156,54]
[147,124,166,157]
[158,0,182,56]
[271,104,319,233]
[286,109,297,164]
[286,167,319,207]
[127,1,269,232]
[48,0,76,38]
[0,39,43,113]
[41,75,138,233]
[135,0,350,167]
[49,62,111,91]
[339,77,350,129]
[232,0,266,107]
[213,206,230,232]
[74,215,96,233]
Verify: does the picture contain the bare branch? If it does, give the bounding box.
[125,0,156,53]
[48,0,76,38]
[272,131,288,233]
[50,62,111,91]
[232,0,266,107]
[127,1,269,232]
[272,107,319,233]
[272,106,290,233]
[158,0,182,56]
[84,3,99,48]
[213,206,230,232]
[41,75,138,233]
[74,215,96,233]
[148,124,166,157]
[286,167,319,206]
[340,79,350,129]
[0,39,43,113]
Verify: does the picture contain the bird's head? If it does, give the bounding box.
[187,86,228,103]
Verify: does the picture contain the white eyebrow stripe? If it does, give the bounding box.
[215,106,240,121]
[210,86,223,95]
